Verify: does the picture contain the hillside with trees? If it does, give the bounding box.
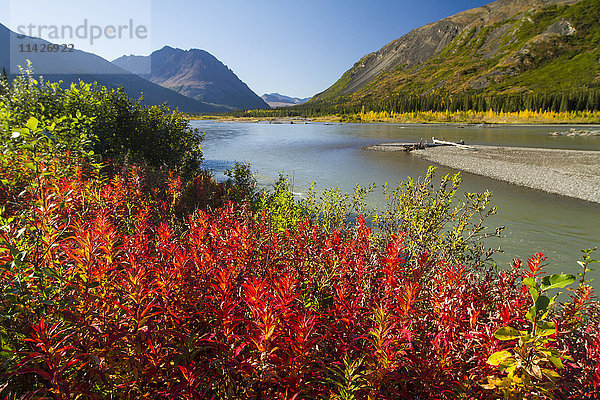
[300,0,600,116]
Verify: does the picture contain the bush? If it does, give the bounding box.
[1,72,598,399]
[1,134,599,398]
[0,62,202,175]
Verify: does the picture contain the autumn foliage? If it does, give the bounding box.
[0,146,598,399]
[0,112,598,398]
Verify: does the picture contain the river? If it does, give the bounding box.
[193,120,600,282]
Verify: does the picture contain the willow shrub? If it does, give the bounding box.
[258,167,501,277]
[0,62,202,176]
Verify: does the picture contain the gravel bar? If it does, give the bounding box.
[409,145,600,204]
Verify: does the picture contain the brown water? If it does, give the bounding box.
[195,121,600,282]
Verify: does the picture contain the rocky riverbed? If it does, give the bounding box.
[549,128,600,136]
[409,145,600,203]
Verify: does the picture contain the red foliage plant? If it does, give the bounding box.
[0,154,599,399]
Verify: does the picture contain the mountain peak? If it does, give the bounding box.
[313,0,595,104]
[155,45,178,54]
[113,47,268,110]
[0,24,223,114]
[261,93,311,108]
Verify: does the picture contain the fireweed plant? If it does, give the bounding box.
[1,75,599,399]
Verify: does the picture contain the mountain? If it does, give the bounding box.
[0,23,224,114]
[261,93,311,108]
[312,0,599,107]
[113,47,269,111]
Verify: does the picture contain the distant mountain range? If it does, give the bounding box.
[113,47,269,111]
[261,93,311,108]
[0,23,225,114]
[312,0,599,107]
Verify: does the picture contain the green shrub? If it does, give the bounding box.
[224,161,259,204]
[255,167,501,275]
[0,62,203,175]
[258,174,310,232]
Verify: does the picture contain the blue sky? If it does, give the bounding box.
[3,0,490,98]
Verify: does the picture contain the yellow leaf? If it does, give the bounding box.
[26,117,39,131]
[487,350,513,366]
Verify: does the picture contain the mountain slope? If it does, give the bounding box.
[261,93,311,108]
[113,47,269,111]
[312,0,599,106]
[0,23,223,114]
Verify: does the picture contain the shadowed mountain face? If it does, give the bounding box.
[261,93,311,108]
[0,23,224,113]
[313,0,598,104]
[113,47,269,111]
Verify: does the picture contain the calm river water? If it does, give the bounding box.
[194,120,600,282]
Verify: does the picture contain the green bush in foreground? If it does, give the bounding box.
[0,62,203,175]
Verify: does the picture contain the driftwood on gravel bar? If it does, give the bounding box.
[431,137,476,150]
[364,137,473,152]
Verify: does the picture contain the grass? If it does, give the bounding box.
[505,51,599,92]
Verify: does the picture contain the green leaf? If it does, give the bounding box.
[24,162,36,170]
[535,295,550,313]
[535,320,557,337]
[529,286,539,301]
[41,267,59,279]
[524,306,535,322]
[548,356,564,369]
[542,368,561,381]
[487,350,513,366]
[541,274,575,291]
[522,277,536,287]
[26,117,39,131]
[494,326,521,341]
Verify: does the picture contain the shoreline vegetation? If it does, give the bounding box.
[187,108,600,125]
[2,69,600,398]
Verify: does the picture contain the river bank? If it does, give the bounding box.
[187,111,600,125]
[402,145,600,203]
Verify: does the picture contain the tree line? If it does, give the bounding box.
[231,88,600,118]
